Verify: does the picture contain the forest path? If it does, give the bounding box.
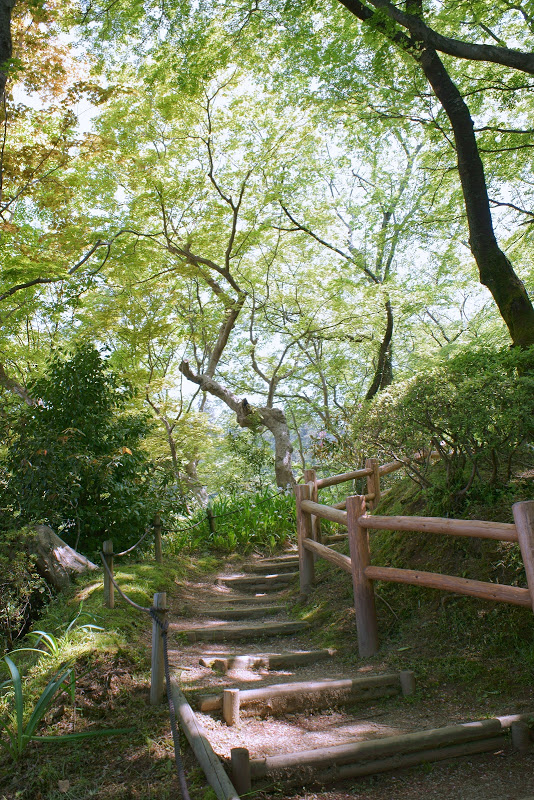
[160,551,534,800]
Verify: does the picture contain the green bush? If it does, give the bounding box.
[352,346,534,506]
[3,344,159,554]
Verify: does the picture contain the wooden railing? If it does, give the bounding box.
[295,461,534,658]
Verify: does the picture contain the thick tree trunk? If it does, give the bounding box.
[0,0,14,99]
[417,46,534,348]
[365,299,393,400]
[179,361,295,488]
[338,1,534,348]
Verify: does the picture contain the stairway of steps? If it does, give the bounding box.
[165,552,523,798]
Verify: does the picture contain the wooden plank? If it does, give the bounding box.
[199,649,336,670]
[295,483,314,595]
[301,499,348,526]
[364,565,532,607]
[358,514,518,542]
[249,718,503,777]
[513,501,534,610]
[198,673,403,712]
[169,681,240,800]
[347,495,378,657]
[303,538,352,574]
[217,573,297,591]
[316,467,373,489]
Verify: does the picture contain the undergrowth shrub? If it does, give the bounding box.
[0,529,49,653]
[165,489,319,554]
[352,346,534,510]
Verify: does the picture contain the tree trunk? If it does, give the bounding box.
[416,45,534,348]
[179,361,295,488]
[365,298,393,400]
[338,1,534,348]
[0,1,14,100]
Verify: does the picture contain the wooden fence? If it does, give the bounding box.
[295,459,534,657]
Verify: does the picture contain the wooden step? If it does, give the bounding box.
[249,561,299,574]
[170,620,308,642]
[195,604,285,620]
[199,593,282,605]
[199,648,336,671]
[198,671,413,713]
[217,572,297,591]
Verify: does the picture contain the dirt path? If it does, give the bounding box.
[166,553,534,800]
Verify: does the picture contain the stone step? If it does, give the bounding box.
[170,620,308,642]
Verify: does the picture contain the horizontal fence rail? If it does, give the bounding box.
[296,457,534,657]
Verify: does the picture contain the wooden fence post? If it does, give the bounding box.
[206,504,216,535]
[223,688,240,727]
[295,483,314,596]
[231,747,252,795]
[304,468,321,545]
[154,513,163,564]
[103,539,114,609]
[365,457,381,511]
[150,592,167,705]
[513,501,534,612]
[347,495,379,657]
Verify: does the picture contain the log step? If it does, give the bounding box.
[170,620,309,642]
[249,561,299,574]
[201,594,281,605]
[199,648,336,672]
[198,671,413,713]
[217,572,298,591]
[249,718,504,778]
[196,605,285,620]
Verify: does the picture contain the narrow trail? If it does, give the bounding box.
[156,551,533,800]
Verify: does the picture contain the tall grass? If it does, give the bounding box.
[165,489,336,554]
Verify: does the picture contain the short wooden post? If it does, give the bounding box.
[511,720,531,752]
[304,468,321,545]
[223,688,240,726]
[103,539,114,609]
[150,592,167,706]
[153,513,163,564]
[206,504,216,535]
[513,501,534,611]
[365,457,381,511]
[295,483,314,596]
[400,670,416,696]
[231,747,251,795]
[347,495,378,657]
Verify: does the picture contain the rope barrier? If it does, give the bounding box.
[99,553,190,800]
[114,526,153,558]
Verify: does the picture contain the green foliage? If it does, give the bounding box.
[0,527,49,652]
[3,344,159,554]
[352,346,534,506]
[167,489,303,554]
[0,655,132,762]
